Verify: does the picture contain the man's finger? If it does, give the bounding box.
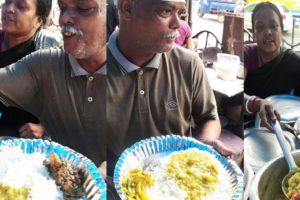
[19,124,29,133]
[20,129,36,139]
[20,130,30,138]
[213,140,233,157]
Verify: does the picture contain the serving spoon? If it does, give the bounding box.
[270,119,300,199]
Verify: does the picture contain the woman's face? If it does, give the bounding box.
[1,0,42,36]
[253,8,282,58]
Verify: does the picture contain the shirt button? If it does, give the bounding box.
[88,76,94,81]
[140,90,145,95]
[88,97,93,102]
[139,70,143,75]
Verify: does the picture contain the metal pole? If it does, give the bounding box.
[188,0,192,28]
[292,18,295,48]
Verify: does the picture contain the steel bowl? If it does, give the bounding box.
[295,117,300,131]
[266,95,300,123]
[244,127,298,173]
[249,150,300,200]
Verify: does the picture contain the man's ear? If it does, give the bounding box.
[119,0,136,20]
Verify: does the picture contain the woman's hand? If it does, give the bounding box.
[256,98,280,131]
[245,94,280,131]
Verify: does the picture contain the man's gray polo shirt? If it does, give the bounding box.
[107,31,218,156]
[0,48,106,165]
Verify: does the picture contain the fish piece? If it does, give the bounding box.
[43,153,85,197]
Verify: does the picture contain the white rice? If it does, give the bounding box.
[146,157,187,200]
[200,151,231,200]
[143,148,231,200]
[0,147,64,200]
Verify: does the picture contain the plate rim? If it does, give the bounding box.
[0,138,107,200]
[113,134,244,200]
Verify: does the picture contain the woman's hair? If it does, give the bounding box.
[36,0,52,26]
[251,2,284,32]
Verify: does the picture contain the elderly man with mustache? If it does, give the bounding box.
[106,0,233,178]
[0,0,106,169]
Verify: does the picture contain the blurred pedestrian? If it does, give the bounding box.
[107,0,119,41]
[0,0,62,138]
[175,19,194,50]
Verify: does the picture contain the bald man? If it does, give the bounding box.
[0,0,107,166]
[106,0,232,177]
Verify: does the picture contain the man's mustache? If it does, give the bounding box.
[61,25,84,37]
[162,30,179,39]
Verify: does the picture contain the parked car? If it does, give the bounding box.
[197,0,244,22]
[244,2,294,32]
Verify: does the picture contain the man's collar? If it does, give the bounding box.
[68,54,106,77]
[107,30,161,74]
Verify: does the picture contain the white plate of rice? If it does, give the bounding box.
[0,138,106,200]
[114,135,243,200]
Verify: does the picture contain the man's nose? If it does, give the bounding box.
[170,14,180,30]
[59,9,75,25]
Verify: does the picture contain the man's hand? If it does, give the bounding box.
[98,161,107,181]
[19,123,46,138]
[195,118,233,157]
[256,99,280,131]
[200,138,233,157]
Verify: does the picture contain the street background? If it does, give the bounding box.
[0,0,299,51]
[191,0,300,52]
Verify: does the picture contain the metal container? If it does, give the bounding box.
[244,127,298,173]
[267,95,300,123]
[244,164,254,200]
[249,150,300,200]
[246,95,300,173]
[246,95,300,199]
[255,95,300,126]
[295,117,300,131]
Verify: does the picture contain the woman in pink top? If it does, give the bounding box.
[175,19,194,50]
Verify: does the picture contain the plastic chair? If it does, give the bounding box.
[192,30,223,66]
[192,30,222,51]
[244,28,254,44]
[201,47,222,67]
